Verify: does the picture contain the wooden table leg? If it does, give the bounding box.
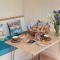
[59,41,60,51]
[31,53,41,60]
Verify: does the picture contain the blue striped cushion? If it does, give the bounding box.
[0,42,17,56]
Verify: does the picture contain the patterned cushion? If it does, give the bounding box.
[0,23,10,41]
[7,20,22,37]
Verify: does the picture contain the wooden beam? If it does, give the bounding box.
[0,16,24,21]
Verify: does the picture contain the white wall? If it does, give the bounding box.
[24,0,60,25]
[0,0,23,19]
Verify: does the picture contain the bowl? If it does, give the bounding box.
[12,36,20,42]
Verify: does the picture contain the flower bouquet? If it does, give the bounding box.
[49,10,60,36]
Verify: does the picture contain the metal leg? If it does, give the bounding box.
[12,49,15,60]
[11,49,13,60]
[10,46,15,60]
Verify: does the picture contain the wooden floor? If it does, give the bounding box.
[32,54,56,60]
[40,54,56,60]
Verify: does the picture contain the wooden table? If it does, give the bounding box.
[5,32,60,60]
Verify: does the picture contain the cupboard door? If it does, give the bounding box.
[14,49,32,60]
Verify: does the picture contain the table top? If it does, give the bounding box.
[5,32,60,56]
